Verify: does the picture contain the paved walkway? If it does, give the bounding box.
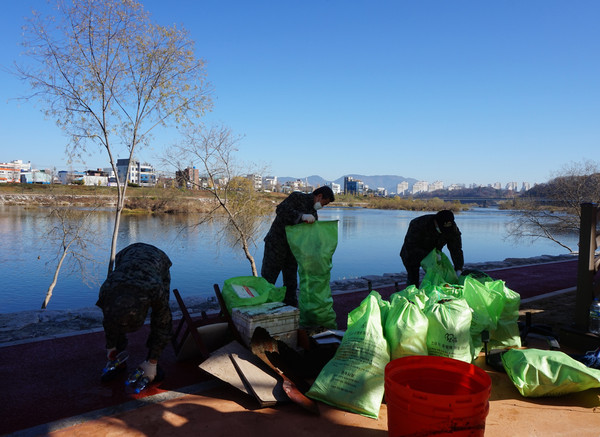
[3,258,597,437]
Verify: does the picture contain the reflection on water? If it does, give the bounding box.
[0,205,578,313]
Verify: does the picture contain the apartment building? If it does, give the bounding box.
[116,159,157,187]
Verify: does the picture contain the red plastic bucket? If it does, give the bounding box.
[385,356,492,437]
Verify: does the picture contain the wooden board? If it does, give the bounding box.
[199,341,288,407]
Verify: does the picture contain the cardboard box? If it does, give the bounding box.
[232,302,299,348]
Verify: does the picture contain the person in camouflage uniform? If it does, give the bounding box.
[96,242,172,383]
[400,210,464,287]
[261,186,335,306]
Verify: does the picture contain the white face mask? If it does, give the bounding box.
[314,202,322,210]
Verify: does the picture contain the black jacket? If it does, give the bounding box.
[400,214,464,270]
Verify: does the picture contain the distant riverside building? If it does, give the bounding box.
[246,173,263,190]
[58,169,109,186]
[21,169,52,184]
[263,175,278,191]
[282,179,306,194]
[412,180,428,194]
[505,181,518,191]
[447,183,465,191]
[175,167,199,189]
[521,182,531,192]
[344,176,364,195]
[0,160,31,183]
[492,182,502,190]
[429,180,444,192]
[375,187,387,196]
[396,181,409,195]
[327,181,341,195]
[116,158,156,186]
[58,170,84,184]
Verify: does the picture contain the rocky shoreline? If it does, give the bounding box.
[0,253,576,346]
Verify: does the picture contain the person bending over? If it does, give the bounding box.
[400,210,464,287]
[97,242,172,385]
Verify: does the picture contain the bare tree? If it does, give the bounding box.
[42,203,101,309]
[166,125,270,275]
[14,0,212,275]
[506,160,600,252]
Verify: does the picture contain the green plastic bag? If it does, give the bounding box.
[286,220,338,329]
[421,249,459,287]
[220,276,286,314]
[485,280,522,348]
[384,294,429,359]
[306,291,390,418]
[422,282,463,301]
[424,297,473,363]
[502,348,600,397]
[462,276,504,335]
[395,285,429,310]
[458,269,494,286]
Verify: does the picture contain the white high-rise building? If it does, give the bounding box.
[429,181,444,192]
[396,181,409,195]
[412,181,429,194]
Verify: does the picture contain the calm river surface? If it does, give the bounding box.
[0,205,578,313]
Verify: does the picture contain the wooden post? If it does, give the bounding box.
[574,203,598,331]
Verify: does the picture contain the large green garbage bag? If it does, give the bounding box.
[420,249,459,287]
[395,285,429,309]
[384,293,429,359]
[462,276,504,335]
[424,297,473,363]
[461,276,506,360]
[502,348,600,397]
[485,280,522,348]
[458,269,494,286]
[220,276,286,314]
[306,291,390,418]
[286,220,338,329]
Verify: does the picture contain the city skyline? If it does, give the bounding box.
[2,158,534,194]
[1,1,598,186]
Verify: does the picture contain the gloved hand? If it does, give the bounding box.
[301,214,315,224]
[138,360,157,382]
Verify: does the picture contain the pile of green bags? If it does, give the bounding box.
[307,249,523,418]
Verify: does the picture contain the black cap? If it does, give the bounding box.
[436,210,455,231]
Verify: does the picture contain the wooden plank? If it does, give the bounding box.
[199,341,287,407]
[229,352,287,407]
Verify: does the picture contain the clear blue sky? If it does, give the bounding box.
[1,0,599,187]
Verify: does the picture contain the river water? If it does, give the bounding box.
[0,205,579,313]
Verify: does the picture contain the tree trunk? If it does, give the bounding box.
[42,247,69,309]
[107,181,128,275]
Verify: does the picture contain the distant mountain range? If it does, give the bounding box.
[277,174,418,195]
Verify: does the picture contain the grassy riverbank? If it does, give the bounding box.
[0,183,474,213]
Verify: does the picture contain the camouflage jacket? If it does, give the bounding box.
[400,214,464,270]
[263,192,317,248]
[96,243,172,360]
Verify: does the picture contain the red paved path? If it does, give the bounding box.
[0,260,580,435]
